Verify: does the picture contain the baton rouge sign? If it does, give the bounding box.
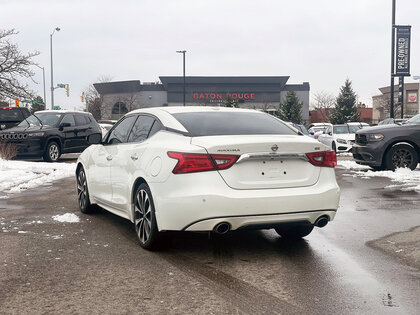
[193,92,255,100]
[395,25,411,76]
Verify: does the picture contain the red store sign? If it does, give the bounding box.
[193,92,255,100]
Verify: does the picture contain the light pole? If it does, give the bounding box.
[176,50,186,106]
[390,0,396,118]
[34,64,46,106]
[50,27,60,110]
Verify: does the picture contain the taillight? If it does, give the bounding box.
[167,152,239,174]
[306,151,337,168]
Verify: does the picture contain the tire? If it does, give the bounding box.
[385,143,419,171]
[134,183,160,250]
[76,167,96,214]
[43,141,61,162]
[370,165,385,171]
[275,224,314,239]
[331,142,336,152]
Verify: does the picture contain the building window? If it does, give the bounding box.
[112,102,128,120]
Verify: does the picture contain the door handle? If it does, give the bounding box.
[106,155,113,161]
[131,154,138,161]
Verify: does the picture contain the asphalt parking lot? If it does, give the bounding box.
[0,156,419,314]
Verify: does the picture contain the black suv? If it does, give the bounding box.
[0,106,31,130]
[0,110,101,162]
[353,114,420,170]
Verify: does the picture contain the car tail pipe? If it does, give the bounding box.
[314,216,329,228]
[213,222,231,234]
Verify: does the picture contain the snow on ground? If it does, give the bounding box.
[0,159,76,197]
[52,213,80,223]
[338,160,420,191]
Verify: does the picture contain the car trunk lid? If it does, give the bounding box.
[191,135,324,190]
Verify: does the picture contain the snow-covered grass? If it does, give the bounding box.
[338,160,420,191]
[0,159,76,197]
[52,213,80,223]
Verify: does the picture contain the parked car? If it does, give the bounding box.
[99,123,113,137]
[0,110,101,162]
[353,114,420,170]
[378,118,408,125]
[317,122,367,152]
[308,123,332,139]
[76,107,340,250]
[285,122,309,135]
[98,119,118,125]
[0,106,31,130]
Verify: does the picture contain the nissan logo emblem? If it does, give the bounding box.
[271,144,278,152]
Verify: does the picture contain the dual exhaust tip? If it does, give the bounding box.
[213,216,329,234]
[314,216,329,228]
[213,222,231,234]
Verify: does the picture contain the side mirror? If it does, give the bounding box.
[59,122,71,130]
[87,133,102,145]
[309,131,314,135]
[328,132,332,136]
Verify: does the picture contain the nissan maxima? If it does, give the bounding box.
[76,107,340,249]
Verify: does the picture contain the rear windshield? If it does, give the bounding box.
[0,108,23,121]
[172,112,296,136]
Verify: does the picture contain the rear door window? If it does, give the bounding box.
[128,115,157,143]
[61,114,76,126]
[75,115,89,126]
[172,112,296,136]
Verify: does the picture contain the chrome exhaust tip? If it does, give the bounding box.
[314,216,329,228]
[213,222,231,234]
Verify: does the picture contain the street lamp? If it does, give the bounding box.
[176,50,186,106]
[50,27,60,109]
[34,64,46,107]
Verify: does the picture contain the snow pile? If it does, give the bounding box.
[338,160,420,191]
[52,213,80,223]
[0,159,76,196]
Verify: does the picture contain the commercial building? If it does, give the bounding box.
[372,82,419,124]
[94,76,310,121]
[309,105,373,125]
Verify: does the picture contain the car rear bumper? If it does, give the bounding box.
[352,143,383,166]
[151,168,340,231]
[184,210,337,231]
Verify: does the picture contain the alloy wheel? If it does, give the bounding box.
[392,149,413,168]
[135,189,152,244]
[49,143,59,161]
[77,169,87,210]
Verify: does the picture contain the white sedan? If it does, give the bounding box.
[76,107,340,249]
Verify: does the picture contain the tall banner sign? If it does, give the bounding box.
[395,25,411,76]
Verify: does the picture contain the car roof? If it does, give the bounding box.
[35,110,91,115]
[130,106,260,115]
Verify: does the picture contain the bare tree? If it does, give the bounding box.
[0,29,39,99]
[311,91,335,121]
[375,95,401,120]
[83,75,113,120]
[120,93,138,112]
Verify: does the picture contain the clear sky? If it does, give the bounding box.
[1,0,419,110]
